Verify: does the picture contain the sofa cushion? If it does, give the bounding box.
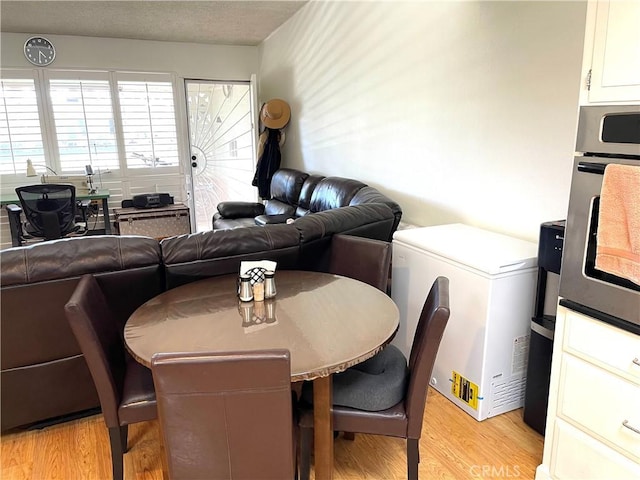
[255,214,292,226]
[309,177,367,213]
[213,216,260,230]
[0,235,161,286]
[264,199,296,217]
[160,224,302,289]
[331,345,408,411]
[349,186,403,233]
[269,168,309,205]
[301,345,408,411]
[296,174,325,217]
[294,204,396,271]
[294,203,395,243]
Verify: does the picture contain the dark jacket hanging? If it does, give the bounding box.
[252,128,282,199]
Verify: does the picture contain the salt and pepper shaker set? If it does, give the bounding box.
[239,270,277,302]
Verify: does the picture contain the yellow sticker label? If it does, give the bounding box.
[451,371,479,410]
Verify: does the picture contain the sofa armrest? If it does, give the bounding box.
[217,201,265,219]
[6,203,21,213]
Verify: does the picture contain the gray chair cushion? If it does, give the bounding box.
[303,345,408,411]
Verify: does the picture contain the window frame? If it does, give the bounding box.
[0,68,183,180]
[44,69,117,174]
[114,71,181,173]
[0,68,55,178]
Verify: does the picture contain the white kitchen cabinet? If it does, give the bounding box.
[580,0,640,104]
[536,305,640,479]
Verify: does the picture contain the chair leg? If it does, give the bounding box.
[299,425,313,480]
[6,205,24,247]
[407,438,419,480]
[108,425,128,480]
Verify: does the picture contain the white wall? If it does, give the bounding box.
[1,32,258,78]
[258,1,587,242]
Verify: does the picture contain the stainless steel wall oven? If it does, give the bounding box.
[560,105,640,334]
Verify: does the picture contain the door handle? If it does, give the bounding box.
[577,162,606,175]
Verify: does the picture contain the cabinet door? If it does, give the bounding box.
[551,420,640,479]
[558,355,640,462]
[587,0,640,103]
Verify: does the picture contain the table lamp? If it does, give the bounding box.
[26,158,57,181]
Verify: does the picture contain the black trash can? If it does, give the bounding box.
[523,220,564,435]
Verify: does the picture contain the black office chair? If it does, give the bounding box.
[6,184,90,247]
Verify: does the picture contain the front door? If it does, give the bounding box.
[185,80,257,232]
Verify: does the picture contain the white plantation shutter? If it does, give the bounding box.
[118,81,179,168]
[0,79,46,175]
[1,70,182,181]
[49,79,119,172]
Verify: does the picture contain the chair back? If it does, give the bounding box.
[405,276,450,438]
[15,184,77,239]
[329,234,391,292]
[64,274,127,427]
[152,350,295,480]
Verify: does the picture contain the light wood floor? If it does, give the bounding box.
[1,387,543,479]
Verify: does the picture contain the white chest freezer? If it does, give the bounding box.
[391,223,538,420]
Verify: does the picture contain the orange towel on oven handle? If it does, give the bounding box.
[595,164,640,286]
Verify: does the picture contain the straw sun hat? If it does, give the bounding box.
[260,99,291,129]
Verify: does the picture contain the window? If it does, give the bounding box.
[49,79,119,172]
[118,81,179,168]
[0,70,181,177]
[0,79,46,175]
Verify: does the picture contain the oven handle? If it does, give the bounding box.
[577,161,606,175]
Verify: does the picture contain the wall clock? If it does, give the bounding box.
[24,36,56,66]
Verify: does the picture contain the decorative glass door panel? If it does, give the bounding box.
[185,80,257,232]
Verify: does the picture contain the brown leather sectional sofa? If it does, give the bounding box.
[0,236,164,431]
[212,168,402,237]
[0,189,400,431]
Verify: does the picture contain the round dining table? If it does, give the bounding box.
[124,270,399,480]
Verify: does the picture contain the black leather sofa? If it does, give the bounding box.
[213,168,402,241]
[0,185,400,431]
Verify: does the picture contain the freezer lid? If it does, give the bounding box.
[392,223,538,274]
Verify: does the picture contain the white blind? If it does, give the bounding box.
[49,79,119,172]
[118,81,179,168]
[0,79,46,175]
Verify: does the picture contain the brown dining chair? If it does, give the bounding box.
[328,234,392,293]
[325,233,392,441]
[299,276,450,480]
[64,274,157,480]
[151,349,297,480]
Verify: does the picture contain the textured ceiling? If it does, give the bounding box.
[0,0,308,46]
